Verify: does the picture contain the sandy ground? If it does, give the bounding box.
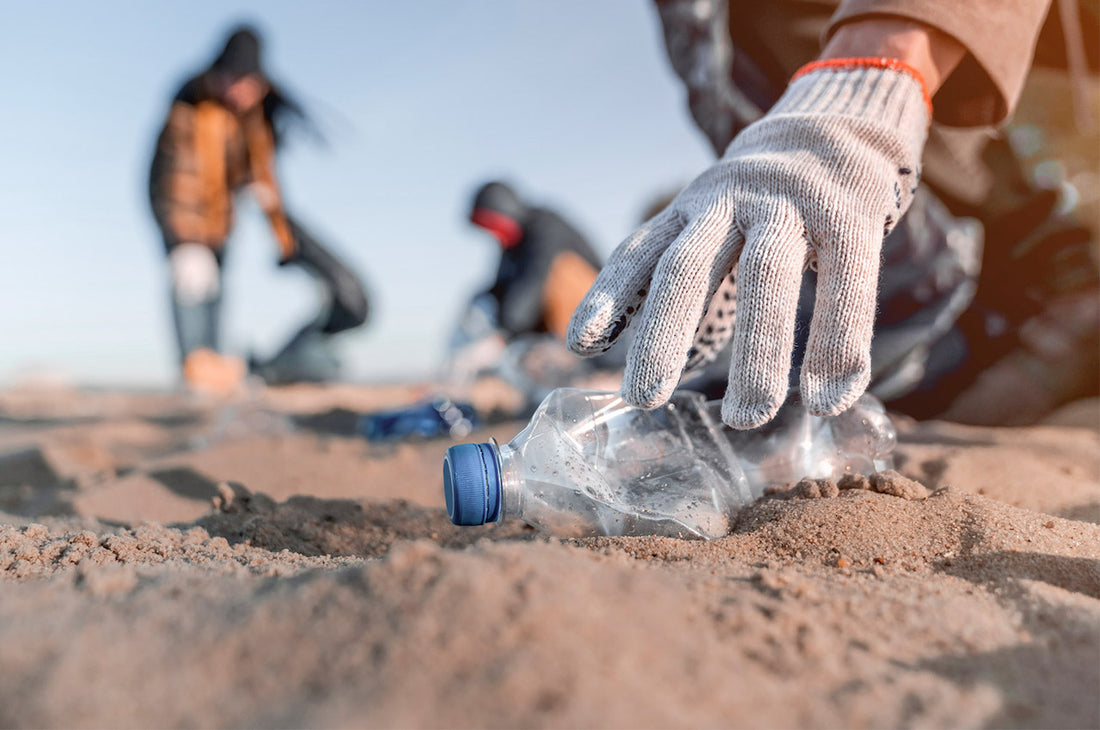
[0,380,1097,729]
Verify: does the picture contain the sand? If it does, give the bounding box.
[0,381,1097,729]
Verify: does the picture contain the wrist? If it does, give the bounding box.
[778,62,930,147]
[791,58,932,120]
[822,18,964,95]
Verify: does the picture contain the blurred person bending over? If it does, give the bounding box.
[448,181,610,402]
[149,26,368,394]
[470,181,602,343]
[568,0,1098,428]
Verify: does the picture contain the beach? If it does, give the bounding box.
[0,381,1097,728]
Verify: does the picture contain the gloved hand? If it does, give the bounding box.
[568,59,930,428]
[169,242,221,305]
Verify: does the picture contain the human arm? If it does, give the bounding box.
[827,0,1053,127]
[149,102,204,246]
[822,18,964,93]
[241,110,298,263]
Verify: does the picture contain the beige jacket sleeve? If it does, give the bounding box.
[241,108,298,262]
[826,0,1053,126]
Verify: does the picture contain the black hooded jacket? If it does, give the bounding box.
[472,183,602,338]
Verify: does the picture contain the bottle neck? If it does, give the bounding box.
[496,441,525,521]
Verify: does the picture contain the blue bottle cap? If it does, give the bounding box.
[443,442,502,526]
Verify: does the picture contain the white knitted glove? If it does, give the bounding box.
[568,59,930,428]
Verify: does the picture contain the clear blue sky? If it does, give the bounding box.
[0,1,713,387]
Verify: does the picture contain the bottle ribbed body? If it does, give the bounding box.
[492,389,753,539]
[446,388,896,539]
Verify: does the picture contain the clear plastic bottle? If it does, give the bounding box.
[442,388,896,539]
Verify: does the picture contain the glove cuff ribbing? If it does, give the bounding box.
[776,59,931,150]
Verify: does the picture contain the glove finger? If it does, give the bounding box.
[623,210,742,409]
[567,210,683,356]
[683,265,739,377]
[800,225,882,416]
[721,211,807,429]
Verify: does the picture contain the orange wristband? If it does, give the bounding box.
[792,57,932,117]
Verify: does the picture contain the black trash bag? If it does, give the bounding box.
[285,215,369,334]
[251,215,369,384]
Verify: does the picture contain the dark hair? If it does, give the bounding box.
[203,23,319,148]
